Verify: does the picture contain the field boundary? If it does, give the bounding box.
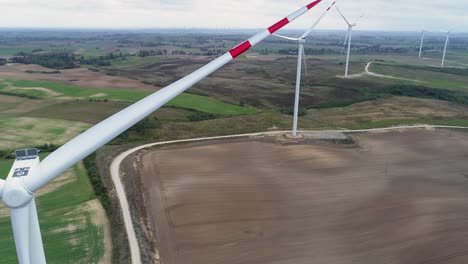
[110,124,468,264]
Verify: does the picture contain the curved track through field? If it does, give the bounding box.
[364,61,425,83]
[110,125,468,263]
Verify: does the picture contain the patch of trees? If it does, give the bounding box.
[258,49,272,55]
[0,91,40,99]
[132,116,161,133]
[88,98,108,102]
[396,64,468,77]
[116,116,162,142]
[278,48,338,55]
[357,45,410,54]
[80,54,117,66]
[315,84,468,109]
[0,144,60,160]
[199,47,224,56]
[278,49,297,55]
[35,143,60,153]
[11,52,77,69]
[25,70,61,74]
[138,49,167,57]
[382,85,468,105]
[0,150,15,160]
[141,41,163,47]
[281,107,307,116]
[315,94,381,109]
[187,111,219,121]
[80,52,132,66]
[172,50,186,55]
[0,58,6,66]
[83,153,111,211]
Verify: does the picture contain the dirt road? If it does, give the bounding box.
[132,128,468,264]
[364,61,424,83]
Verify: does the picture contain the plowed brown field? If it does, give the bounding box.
[138,129,468,264]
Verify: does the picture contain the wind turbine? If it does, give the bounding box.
[273,1,336,137]
[0,1,324,263]
[336,5,364,78]
[418,29,427,58]
[441,29,454,67]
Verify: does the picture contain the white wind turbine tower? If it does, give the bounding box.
[441,28,456,67]
[273,1,336,137]
[336,5,364,78]
[0,1,324,263]
[418,29,427,58]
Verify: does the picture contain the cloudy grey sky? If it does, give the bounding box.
[0,0,466,32]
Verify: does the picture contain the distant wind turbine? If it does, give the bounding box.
[336,5,364,77]
[273,1,336,137]
[441,28,455,67]
[418,29,427,58]
[0,1,324,263]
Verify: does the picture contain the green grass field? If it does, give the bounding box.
[0,116,91,149]
[340,118,468,130]
[370,63,468,91]
[0,153,105,264]
[0,79,256,116]
[0,159,12,178]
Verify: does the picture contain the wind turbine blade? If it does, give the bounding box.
[23,0,324,193]
[449,24,459,32]
[335,5,351,26]
[272,34,301,41]
[11,205,31,264]
[300,1,336,39]
[28,199,46,264]
[341,27,351,54]
[353,13,365,25]
[343,28,350,45]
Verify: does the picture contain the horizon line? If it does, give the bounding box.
[0,27,466,34]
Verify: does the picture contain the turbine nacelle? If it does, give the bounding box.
[1,149,39,208]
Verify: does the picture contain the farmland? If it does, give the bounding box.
[0,29,467,263]
[132,129,468,264]
[0,116,90,149]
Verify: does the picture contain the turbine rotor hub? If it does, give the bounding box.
[1,179,34,208]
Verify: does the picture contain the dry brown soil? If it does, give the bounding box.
[0,64,158,90]
[137,129,468,264]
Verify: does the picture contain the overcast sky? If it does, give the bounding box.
[0,0,466,32]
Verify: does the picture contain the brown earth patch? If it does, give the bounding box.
[0,64,159,91]
[135,129,468,264]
